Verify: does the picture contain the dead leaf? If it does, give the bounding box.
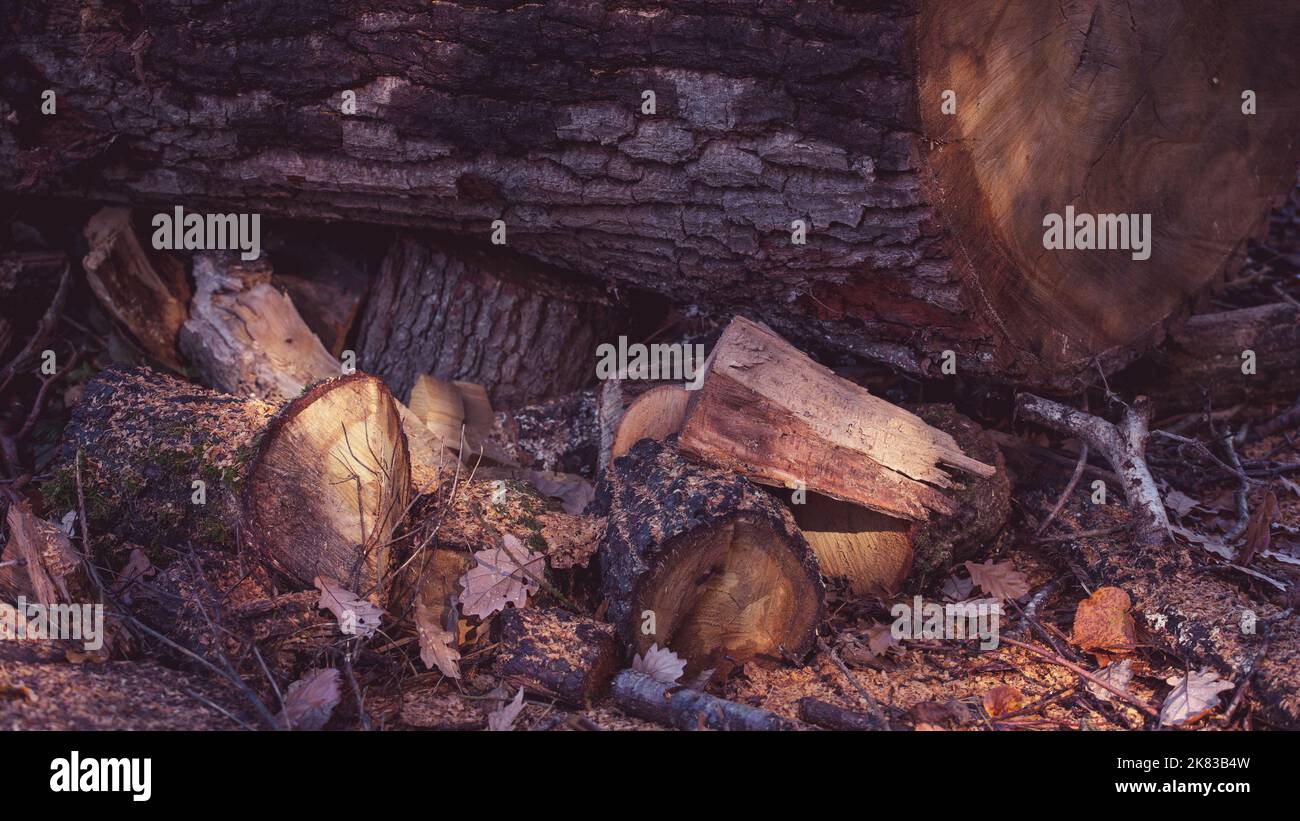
[1164,489,1203,519]
[486,688,526,731]
[964,559,1030,602]
[865,623,902,657]
[457,535,545,619]
[1087,658,1135,703]
[1159,669,1233,727]
[314,576,384,639]
[514,469,595,516]
[1071,586,1138,655]
[982,685,1025,718]
[1237,491,1277,567]
[415,594,461,680]
[632,643,687,684]
[941,573,974,601]
[109,548,156,603]
[277,668,341,731]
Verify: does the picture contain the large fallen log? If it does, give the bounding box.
[49,367,411,602]
[5,1,1295,388]
[596,438,824,673]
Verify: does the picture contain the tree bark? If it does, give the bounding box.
[610,669,795,731]
[595,438,824,673]
[4,1,1294,388]
[494,605,621,706]
[357,237,620,408]
[1117,302,1300,413]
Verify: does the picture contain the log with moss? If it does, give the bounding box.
[49,366,411,602]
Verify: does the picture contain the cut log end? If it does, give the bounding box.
[242,374,412,602]
[598,438,824,673]
[629,510,823,669]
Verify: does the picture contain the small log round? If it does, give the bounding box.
[495,606,621,706]
[596,438,824,672]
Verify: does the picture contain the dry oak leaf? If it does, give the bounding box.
[632,643,687,684]
[415,595,461,680]
[1087,658,1135,703]
[486,688,526,731]
[277,668,341,731]
[964,559,1030,602]
[314,576,384,639]
[1071,586,1138,655]
[982,685,1026,718]
[1159,669,1234,727]
[865,623,902,657]
[457,535,545,619]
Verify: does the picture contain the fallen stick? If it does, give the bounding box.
[611,670,795,731]
[797,697,880,731]
[1016,394,1168,545]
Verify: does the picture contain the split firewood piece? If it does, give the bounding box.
[596,438,824,673]
[677,317,995,521]
[180,253,340,401]
[611,384,690,461]
[356,237,620,408]
[177,253,483,490]
[1,501,86,605]
[495,606,622,706]
[794,404,1011,594]
[1016,394,1168,545]
[611,670,795,731]
[81,207,190,370]
[54,366,411,603]
[408,374,469,449]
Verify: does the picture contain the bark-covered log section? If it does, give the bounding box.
[53,367,412,603]
[357,238,619,408]
[596,438,823,673]
[4,2,1295,388]
[495,606,621,706]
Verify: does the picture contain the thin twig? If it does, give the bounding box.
[999,636,1158,718]
[817,636,890,730]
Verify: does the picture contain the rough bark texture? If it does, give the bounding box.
[4,2,1293,388]
[358,238,619,408]
[494,605,621,706]
[595,437,824,672]
[491,389,600,480]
